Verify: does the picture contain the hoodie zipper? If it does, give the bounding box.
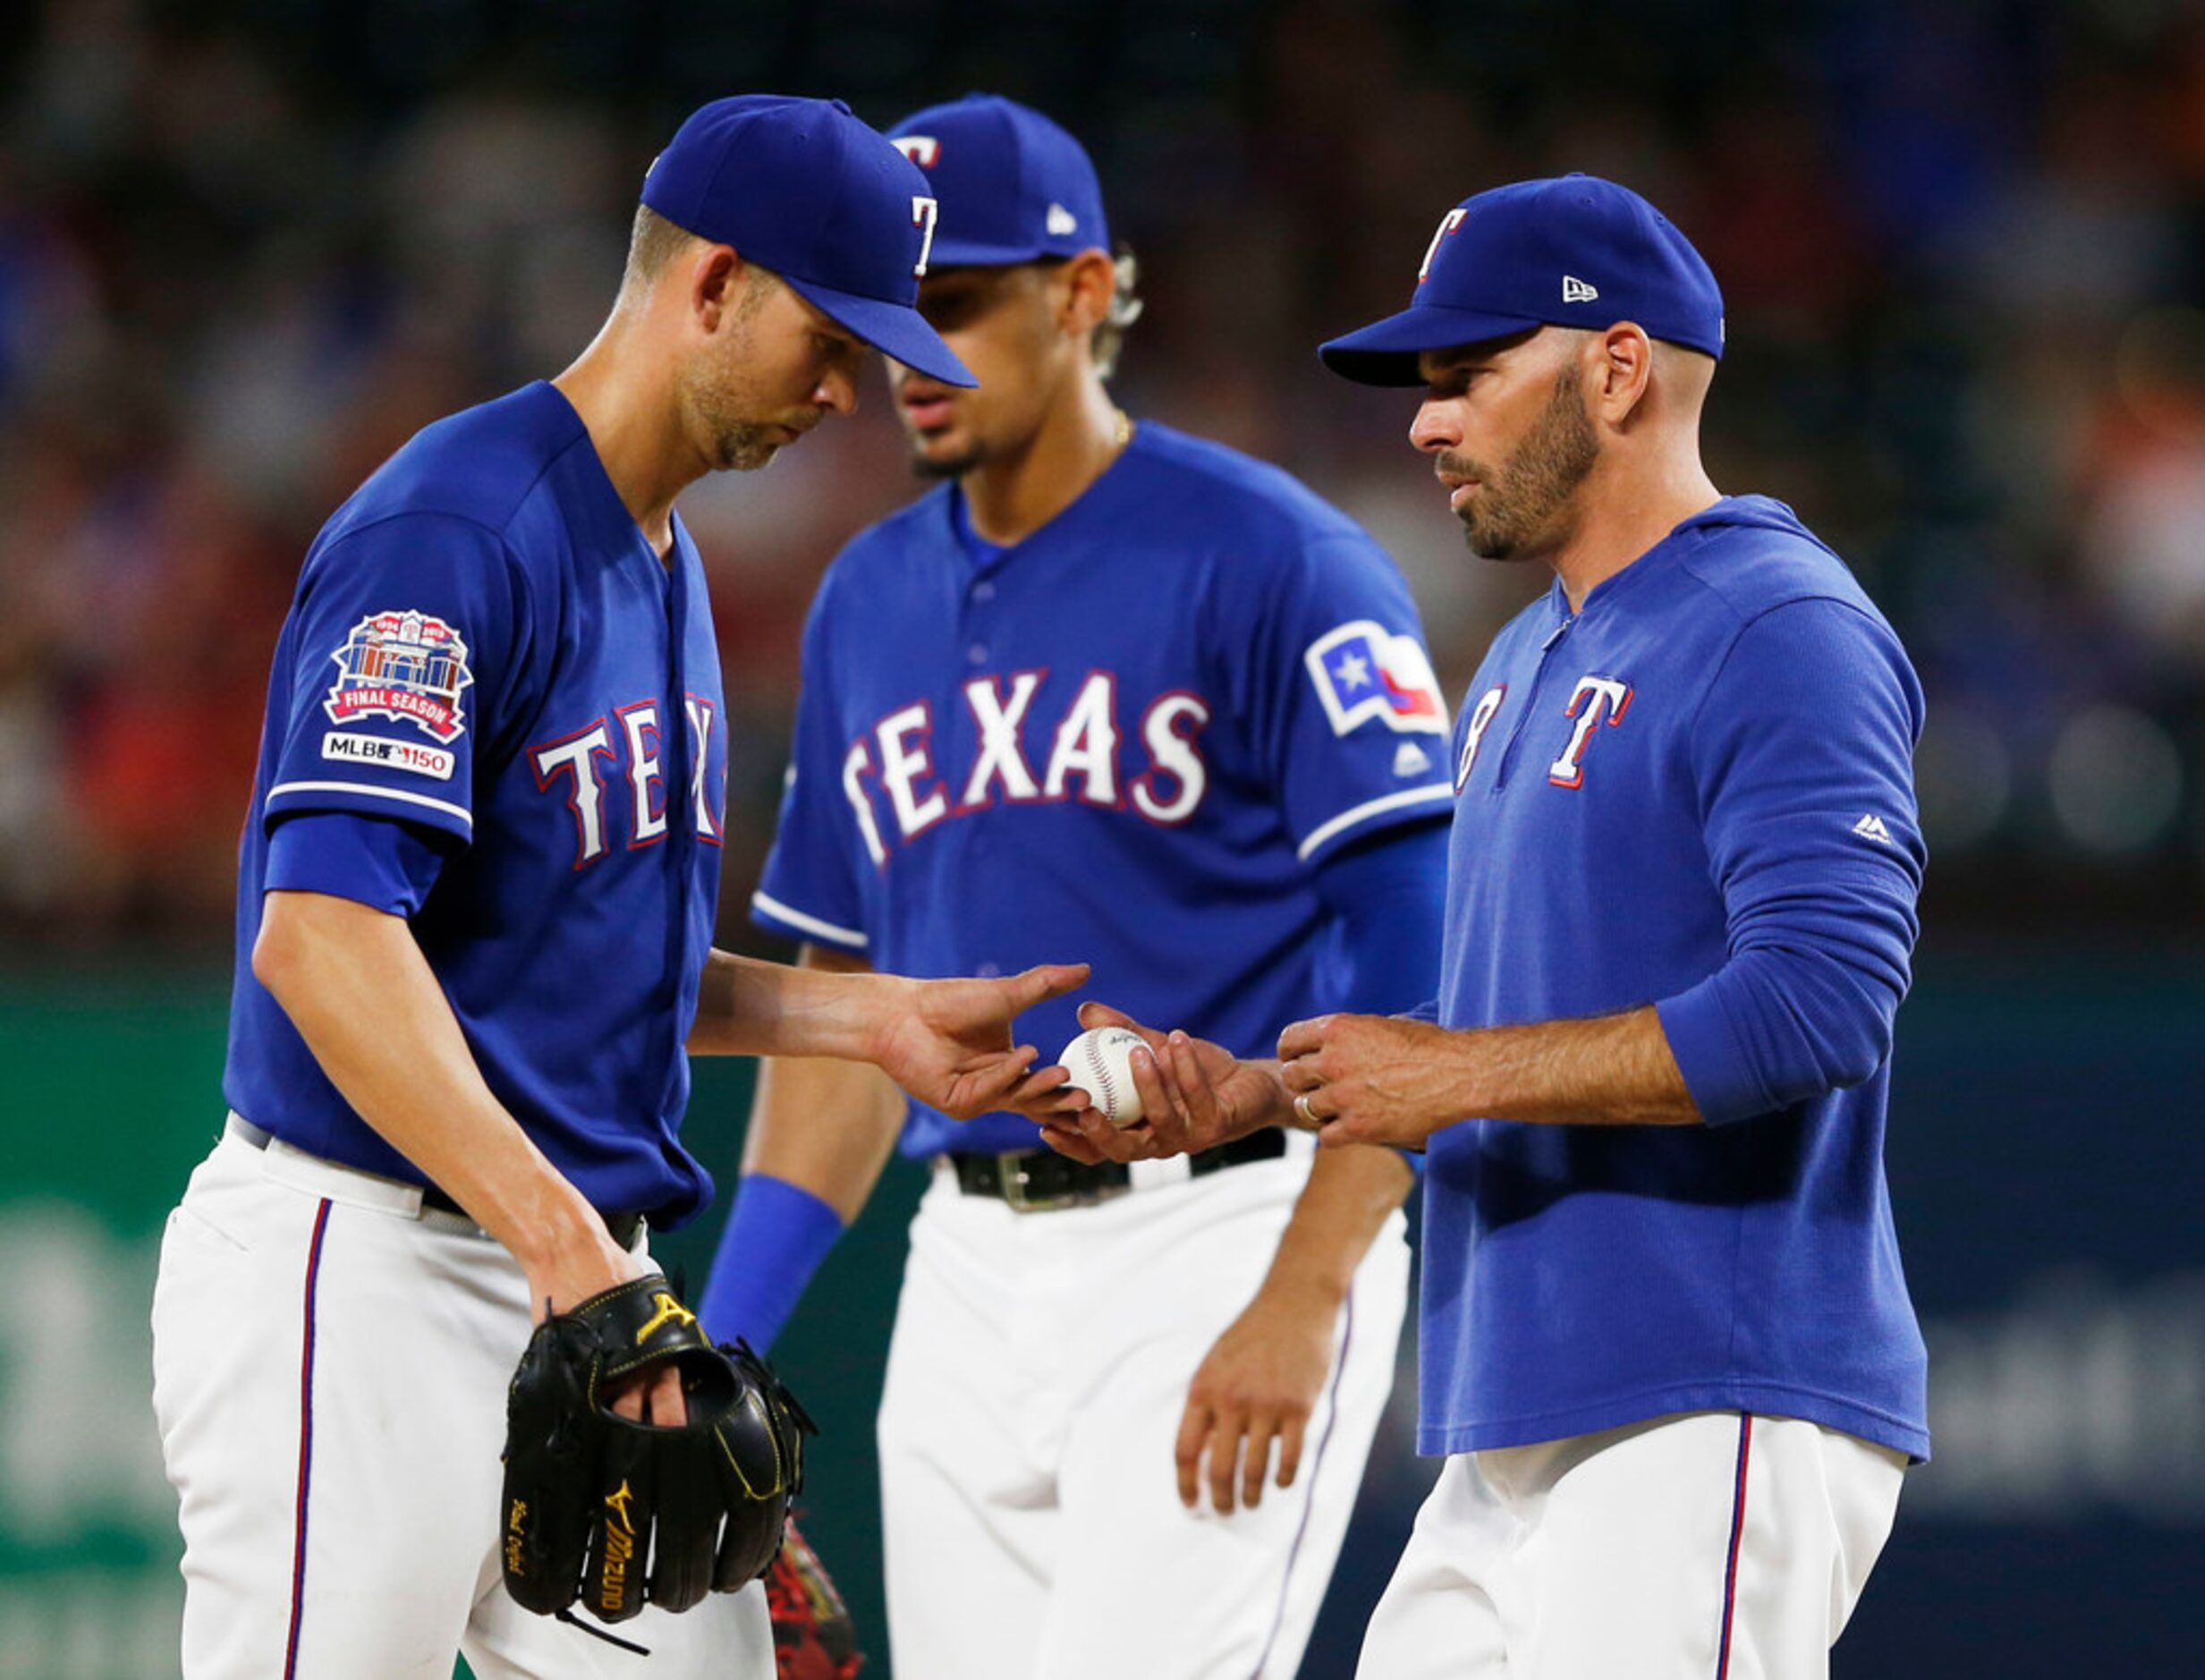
[1491,612,1574,792]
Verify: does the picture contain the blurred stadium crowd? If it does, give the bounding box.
[4,0,2205,948]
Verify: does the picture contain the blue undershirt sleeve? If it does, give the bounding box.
[697,1174,848,1355]
[1311,817,1448,1169]
[1310,819,1448,1016]
[1655,599,1927,1125]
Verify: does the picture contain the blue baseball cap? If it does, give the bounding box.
[641,94,976,387]
[886,94,1109,267]
[1320,174,1724,386]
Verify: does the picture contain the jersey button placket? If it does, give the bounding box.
[1491,610,1573,792]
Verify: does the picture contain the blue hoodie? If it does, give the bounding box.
[1422,495,1929,1461]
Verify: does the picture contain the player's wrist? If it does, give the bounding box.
[505,1192,635,1303]
[1254,1254,1353,1316]
[1246,1059,1302,1133]
[1426,1023,1493,1131]
[830,970,910,1067]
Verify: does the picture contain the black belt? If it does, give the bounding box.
[949,1128,1287,1212]
[226,1114,646,1250]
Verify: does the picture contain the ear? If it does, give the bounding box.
[1593,324,1655,425]
[689,245,746,333]
[1055,249,1116,339]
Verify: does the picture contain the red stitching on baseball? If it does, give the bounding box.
[1087,1037,1120,1118]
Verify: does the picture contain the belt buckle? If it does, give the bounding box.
[997,1151,1125,1214]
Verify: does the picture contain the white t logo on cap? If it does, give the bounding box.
[912,196,940,277]
[1418,208,1468,284]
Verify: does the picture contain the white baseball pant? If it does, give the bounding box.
[150,1125,772,1679]
[1356,1408,1906,1680]
[878,1139,1409,1679]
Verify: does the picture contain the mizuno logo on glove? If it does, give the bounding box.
[637,1292,697,1344]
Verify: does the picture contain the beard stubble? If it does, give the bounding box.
[1445,371,1600,560]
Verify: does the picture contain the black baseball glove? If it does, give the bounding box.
[500,1275,814,1628]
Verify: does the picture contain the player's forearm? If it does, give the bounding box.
[1460,1005,1700,1127]
[1259,1144,1414,1311]
[700,945,905,1349]
[742,948,909,1222]
[251,891,607,1268]
[690,947,905,1062]
[742,1056,907,1220]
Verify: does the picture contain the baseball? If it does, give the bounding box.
[1058,1027,1149,1127]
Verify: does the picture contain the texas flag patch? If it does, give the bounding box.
[324,608,473,743]
[1305,622,1448,736]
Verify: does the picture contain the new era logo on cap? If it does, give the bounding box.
[1046,202,1078,235]
[1319,174,1726,386]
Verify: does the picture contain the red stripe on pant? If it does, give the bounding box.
[1715,1412,1754,1680]
[284,1200,334,1679]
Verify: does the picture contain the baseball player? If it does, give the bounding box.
[697,95,1447,1679]
[1044,175,1929,1679]
[148,94,1090,1680]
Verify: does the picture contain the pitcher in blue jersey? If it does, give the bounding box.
[148,95,1090,1680]
[696,96,1446,1679]
[1044,176,1927,1680]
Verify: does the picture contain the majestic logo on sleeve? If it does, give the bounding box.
[1547,675,1633,788]
[1306,623,1447,737]
[325,609,472,743]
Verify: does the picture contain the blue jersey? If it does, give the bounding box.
[753,421,1454,1158]
[1425,496,1929,1461]
[223,382,731,1226]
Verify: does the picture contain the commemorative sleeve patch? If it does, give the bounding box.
[324,609,473,742]
[320,733,456,780]
[1305,621,1448,736]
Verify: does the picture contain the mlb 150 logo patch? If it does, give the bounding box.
[321,734,457,781]
[325,609,474,743]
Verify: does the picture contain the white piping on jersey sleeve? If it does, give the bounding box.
[1296,783,1455,862]
[750,890,869,951]
[266,781,474,829]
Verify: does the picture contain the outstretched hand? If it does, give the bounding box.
[1024,1002,1292,1163]
[871,963,1090,1120]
